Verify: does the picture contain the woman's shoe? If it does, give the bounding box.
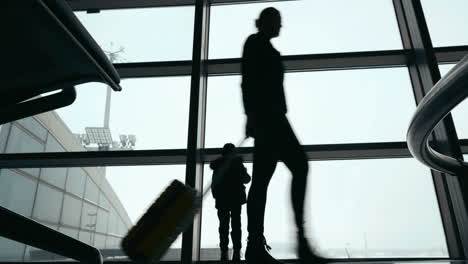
[297,234,327,264]
[232,249,241,263]
[245,236,283,264]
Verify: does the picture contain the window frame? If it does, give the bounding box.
[1,0,467,262]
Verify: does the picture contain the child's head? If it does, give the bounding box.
[222,143,235,156]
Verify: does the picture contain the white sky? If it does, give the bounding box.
[9,0,468,259]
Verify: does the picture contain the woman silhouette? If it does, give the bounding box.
[241,7,326,264]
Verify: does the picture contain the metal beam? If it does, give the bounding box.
[67,0,296,11]
[208,50,410,75]
[115,61,192,78]
[435,46,468,64]
[112,50,411,79]
[67,0,195,11]
[204,142,411,163]
[0,142,411,168]
[0,149,187,168]
[111,47,467,79]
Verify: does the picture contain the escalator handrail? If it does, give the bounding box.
[407,54,468,175]
[0,206,103,264]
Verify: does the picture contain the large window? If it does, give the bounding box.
[75,7,195,62]
[200,159,447,259]
[206,67,415,147]
[0,77,191,154]
[58,77,191,151]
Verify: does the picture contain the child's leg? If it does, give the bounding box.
[217,208,230,256]
[230,206,242,251]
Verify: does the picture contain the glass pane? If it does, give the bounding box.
[85,176,100,204]
[0,238,70,262]
[206,68,415,147]
[79,230,93,245]
[0,165,186,260]
[205,75,254,148]
[99,194,111,210]
[75,7,195,62]
[94,234,107,249]
[422,0,468,47]
[81,202,98,231]
[45,135,65,152]
[40,167,67,189]
[103,165,186,260]
[0,169,37,217]
[209,0,401,59]
[201,158,447,259]
[307,159,447,258]
[0,237,26,261]
[108,207,119,235]
[96,208,109,233]
[4,124,44,153]
[0,77,190,153]
[61,194,83,228]
[15,117,47,141]
[66,168,86,197]
[59,227,79,239]
[33,183,63,223]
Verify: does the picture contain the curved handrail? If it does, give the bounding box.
[0,206,103,264]
[407,54,468,176]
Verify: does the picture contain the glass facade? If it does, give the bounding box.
[0,116,134,261]
[0,158,186,261]
[2,0,468,263]
[201,159,447,259]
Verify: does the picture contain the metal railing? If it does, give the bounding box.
[0,206,103,264]
[407,54,468,175]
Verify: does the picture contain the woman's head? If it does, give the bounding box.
[255,7,282,39]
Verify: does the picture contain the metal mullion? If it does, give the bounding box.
[112,50,410,79]
[115,61,192,78]
[68,0,295,10]
[459,140,468,154]
[207,50,411,76]
[0,149,187,168]
[182,0,210,262]
[435,46,468,64]
[202,142,412,163]
[68,0,195,11]
[393,0,468,258]
[0,142,415,168]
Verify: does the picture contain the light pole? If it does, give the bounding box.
[103,43,125,128]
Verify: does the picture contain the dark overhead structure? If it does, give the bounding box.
[2,0,121,263]
[3,0,121,125]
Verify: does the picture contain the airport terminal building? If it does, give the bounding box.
[0,112,132,261]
